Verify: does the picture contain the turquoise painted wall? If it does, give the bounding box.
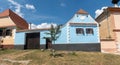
[15,32,25,45]
[40,30,50,44]
[69,25,99,43]
[15,31,41,45]
[55,25,67,44]
[40,26,67,44]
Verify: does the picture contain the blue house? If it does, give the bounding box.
[15,9,100,51]
[40,9,100,51]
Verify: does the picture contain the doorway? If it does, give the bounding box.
[25,32,40,49]
[46,38,52,49]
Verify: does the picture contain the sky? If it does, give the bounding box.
[0,0,118,29]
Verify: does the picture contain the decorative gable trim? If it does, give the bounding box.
[69,22,97,26]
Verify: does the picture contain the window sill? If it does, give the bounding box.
[86,34,94,36]
[76,34,84,36]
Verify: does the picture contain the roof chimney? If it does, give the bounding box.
[29,22,32,29]
[114,4,119,7]
[112,0,120,7]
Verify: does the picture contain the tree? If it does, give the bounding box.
[44,24,61,57]
[112,0,120,4]
[44,24,61,49]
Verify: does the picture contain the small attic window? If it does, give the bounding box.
[76,14,79,17]
[86,15,88,17]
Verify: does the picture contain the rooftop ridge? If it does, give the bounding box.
[76,9,88,14]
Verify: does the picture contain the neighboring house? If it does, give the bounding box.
[0,9,28,49]
[40,9,100,51]
[96,7,120,53]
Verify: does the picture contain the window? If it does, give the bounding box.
[86,28,94,34]
[0,29,12,37]
[0,29,3,36]
[6,29,12,36]
[76,28,84,35]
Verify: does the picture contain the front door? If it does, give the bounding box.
[46,38,52,49]
[25,32,40,49]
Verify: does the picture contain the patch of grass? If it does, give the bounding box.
[0,49,17,55]
[1,50,120,65]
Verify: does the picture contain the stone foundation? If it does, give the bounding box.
[0,45,14,49]
[14,43,101,52]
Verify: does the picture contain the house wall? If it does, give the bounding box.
[1,28,16,49]
[0,17,15,27]
[99,14,115,39]
[15,32,25,45]
[101,40,117,53]
[115,32,120,48]
[40,26,67,44]
[69,26,99,43]
[55,26,67,44]
[14,32,25,49]
[113,13,120,51]
[67,14,100,43]
[40,30,49,44]
[113,12,120,29]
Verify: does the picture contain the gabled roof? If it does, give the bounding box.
[0,9,28,29]
[76,9,88,14]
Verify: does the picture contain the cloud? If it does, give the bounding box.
[29,23,57,29]
[8,0,23,17]
[95,6,108,18]
[60,3,66,7]
[29,24,37,29]
[28,14,58,22]
[25,4,35,10]
[37,15,56,19]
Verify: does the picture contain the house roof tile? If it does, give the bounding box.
[76,9,88,14]
[0,9,28,29]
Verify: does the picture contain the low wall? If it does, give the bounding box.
[101,39,117,53]
[14,43,100,52]
[40,43,101,52]
[14,45,24,49]
[1,45,14,49]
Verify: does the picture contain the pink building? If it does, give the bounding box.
[96,7,120,53]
